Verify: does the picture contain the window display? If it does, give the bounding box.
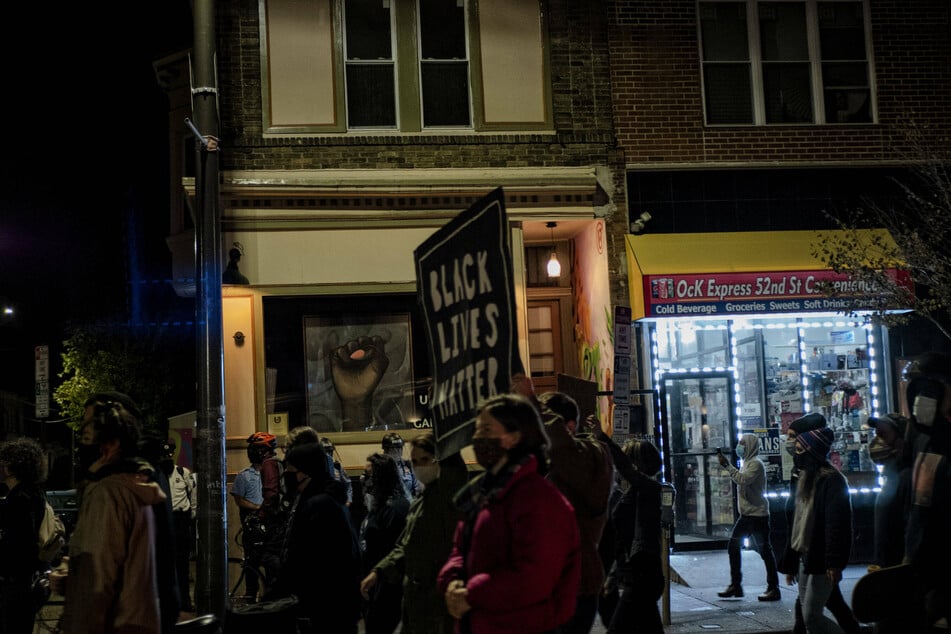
[652,316,887,497]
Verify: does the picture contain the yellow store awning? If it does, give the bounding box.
[625,229,902,320]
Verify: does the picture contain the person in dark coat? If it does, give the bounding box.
[269,443,363,634]
[899,351,951,632]
[360,432,468,634]
[785,413,860,634]
[779,427,853,634]
[538,391,613,634]
[865,413,912,634]
[360,452,411,634]
[0,438,48,634]
[596,433,664,634]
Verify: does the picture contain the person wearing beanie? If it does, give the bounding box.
[267,443,363,633]
[779,425,852,634]
[784,414,861,634]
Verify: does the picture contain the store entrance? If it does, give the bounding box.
[661,371,737,550]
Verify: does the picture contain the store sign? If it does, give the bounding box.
[643,269,912,317]
[415,187,518,459]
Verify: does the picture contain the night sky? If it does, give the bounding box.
[0,3,194,396]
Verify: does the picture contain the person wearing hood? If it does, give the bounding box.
[717,433,780,602]
[61,400,166,633]
[865,413,912,634]
[268,442,363,633]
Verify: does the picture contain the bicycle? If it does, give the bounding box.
[228,519,271,605]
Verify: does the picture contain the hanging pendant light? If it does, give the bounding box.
[546,222,561,277]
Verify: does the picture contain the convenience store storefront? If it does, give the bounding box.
[625,230,911,554]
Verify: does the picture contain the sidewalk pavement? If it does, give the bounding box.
[591,548,869,634]
[35,549,869,634]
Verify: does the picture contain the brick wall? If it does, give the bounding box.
[214,0,632,308]
[608,0,951,165]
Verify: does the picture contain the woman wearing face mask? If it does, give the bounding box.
[360,453,411,634]
[783,413,861,634]
[864,414,912,634]
[437,393,581,634]
[360,432,468,633]
[778,427,853,634]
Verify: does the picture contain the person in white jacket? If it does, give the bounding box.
[717,433,780,602]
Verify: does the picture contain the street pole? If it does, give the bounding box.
[191,0,228,619]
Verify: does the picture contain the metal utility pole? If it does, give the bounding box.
[191,0,228,619]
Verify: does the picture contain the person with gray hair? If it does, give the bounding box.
[0,437,48,633]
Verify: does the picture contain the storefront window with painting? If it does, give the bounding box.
[650,316,888,546]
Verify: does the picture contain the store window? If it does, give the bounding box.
[650,316,886,494]
[698,1,874,125]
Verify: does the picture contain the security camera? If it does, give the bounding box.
[630,211,652,234]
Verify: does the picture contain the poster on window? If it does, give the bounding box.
[304,314,415,433]
[414,187,520,459]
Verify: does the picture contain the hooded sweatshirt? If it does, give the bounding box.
[63,468,166,634]
[725,434,768,518]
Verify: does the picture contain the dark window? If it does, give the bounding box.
[419,0,470,127]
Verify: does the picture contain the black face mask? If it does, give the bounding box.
[793,451,820,471]
[283,472,299,496]
[77,444,101,474]
[472,437,507,469]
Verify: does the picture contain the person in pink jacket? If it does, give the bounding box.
[438,393,581,634]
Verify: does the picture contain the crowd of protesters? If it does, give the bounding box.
[2,349,948,633]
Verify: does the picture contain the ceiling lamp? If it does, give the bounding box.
[546,222,561,278]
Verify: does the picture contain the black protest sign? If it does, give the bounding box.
[414,187,518,459]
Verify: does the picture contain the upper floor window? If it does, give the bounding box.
[344,0,471,129]
[262,0,550,134]
[698,1,874,125]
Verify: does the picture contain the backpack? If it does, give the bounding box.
[37,501,66,565]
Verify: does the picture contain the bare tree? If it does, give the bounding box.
[812,125,951,342]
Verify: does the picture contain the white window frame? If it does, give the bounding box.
[697,0,877,126]
[415,0,473,129]
[342,0,401,130]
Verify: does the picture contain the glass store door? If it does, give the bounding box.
[661,371,737,549]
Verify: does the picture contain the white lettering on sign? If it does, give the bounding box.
[428,251,493,312]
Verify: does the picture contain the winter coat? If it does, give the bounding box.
[0,483,46,633]
[779,465,852,576]
[873,458,912,568]
[271,479,363,631]
[546,418,614,597]
[373,455,468,634]
[725,434,768,518]
[63,470,166,634]
[610,470,664,599]
[437,455,581,634]
[0,483,44,582]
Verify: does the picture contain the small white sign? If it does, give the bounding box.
[613,355,631,405]
[613,306,632,355]
[613,405,630,436]
[267,412,289,437]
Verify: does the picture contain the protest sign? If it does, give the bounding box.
[415,187,519,458]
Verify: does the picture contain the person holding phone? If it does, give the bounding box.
[717,434,780,602]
